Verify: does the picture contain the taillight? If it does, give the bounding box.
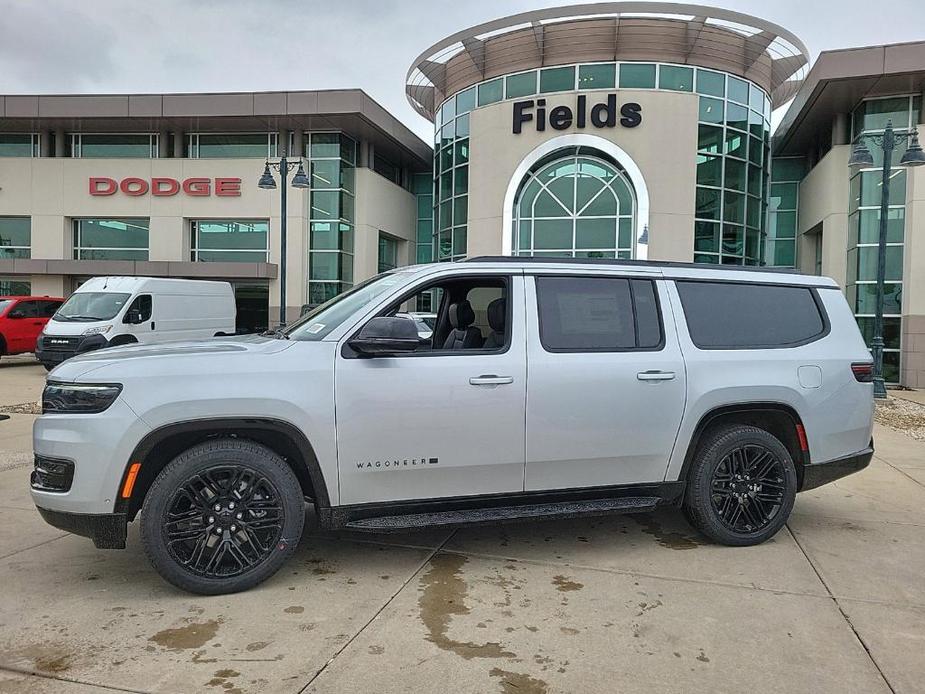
[851,363,874,383]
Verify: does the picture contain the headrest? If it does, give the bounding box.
[448,300,475,329]
[487,298,505,332]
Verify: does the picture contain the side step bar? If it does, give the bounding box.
[343,496,660,532]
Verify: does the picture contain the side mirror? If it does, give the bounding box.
[349,316,420,356]
[124,308,143,324]
[7,309,25,319]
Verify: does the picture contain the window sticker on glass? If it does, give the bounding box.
[306,323,326,334]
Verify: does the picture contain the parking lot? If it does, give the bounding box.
[1,355,923,694]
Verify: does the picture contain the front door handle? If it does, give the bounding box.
[637,370,676,381]
[469,375,514,386]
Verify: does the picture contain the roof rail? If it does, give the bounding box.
[463,256,804,275]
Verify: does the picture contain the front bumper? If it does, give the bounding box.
[35,333,109,368]
[36,507,126,549]
[800,445,874,491]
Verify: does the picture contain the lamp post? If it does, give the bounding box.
[258,156,311,327]
[848,120,925,398]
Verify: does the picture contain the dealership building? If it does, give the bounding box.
[2,3,925,384]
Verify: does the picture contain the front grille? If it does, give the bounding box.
[41,336,79,350]
[31,456,75,493]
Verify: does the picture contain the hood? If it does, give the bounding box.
[50,334,296,381]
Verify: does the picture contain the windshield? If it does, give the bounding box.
[0,300,13,315]
[285,271,414,341]
[54,292,131,322]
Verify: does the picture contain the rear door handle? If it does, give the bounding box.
[637,370,676,381]
[469,375,514,386]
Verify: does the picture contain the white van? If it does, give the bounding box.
[36,277,236,370]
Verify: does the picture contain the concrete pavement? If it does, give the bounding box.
[0,367,922,692]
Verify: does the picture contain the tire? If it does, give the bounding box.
[683,425,797,546]
[140,438,305,595]
[42,363,52,372]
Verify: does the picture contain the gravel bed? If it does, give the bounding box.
[0,402,41,415]
[876,396,925,440]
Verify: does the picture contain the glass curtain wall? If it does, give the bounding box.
[188,133,278,158]
[378,233,399,272]
[0,134,37,157]
[190,220,269,262]
[0,279,30,295]
[845,96,920,384]
[305,133,357,305]
[73,219,149,260]
[412,173,434,263]
[0,217,31,259]
[513,149,636,258]
[434,86,472,261]
[767,157,805,267]
[69,134,157,158]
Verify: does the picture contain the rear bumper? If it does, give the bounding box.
[35,334,109,367]
[800,446,874,491]
[36,506,126,549]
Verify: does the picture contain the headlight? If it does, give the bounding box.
[42,382,123,414]
[82,325,112,336]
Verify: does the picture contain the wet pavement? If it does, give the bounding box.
[1,360,923,693]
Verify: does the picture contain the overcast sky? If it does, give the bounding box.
[2,0,924,142]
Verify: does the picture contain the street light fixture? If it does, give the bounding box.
[849,120,925,398]
[258,155,311,328]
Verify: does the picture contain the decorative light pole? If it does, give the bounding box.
[258,156,311,327]
[848,120,925,398]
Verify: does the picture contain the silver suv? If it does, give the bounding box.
[31,258,875,594]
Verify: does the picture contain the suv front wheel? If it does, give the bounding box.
[684,425,797,546]
[140,438,305,594]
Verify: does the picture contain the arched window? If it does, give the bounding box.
[513,147,636,258]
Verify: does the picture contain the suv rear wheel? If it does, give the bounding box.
[140,438,304,594]
[684,425,797,546]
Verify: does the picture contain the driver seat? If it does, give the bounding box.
[442,300,483,350]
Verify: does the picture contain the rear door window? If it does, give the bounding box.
[535,276,663,352]
[676,280,827,349]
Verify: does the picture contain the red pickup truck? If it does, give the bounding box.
[0,296,64,363]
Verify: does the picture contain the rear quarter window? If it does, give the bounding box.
[676,280,827,349]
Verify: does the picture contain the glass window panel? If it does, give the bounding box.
[456,113,470,137]
[506,71,537,98]
[575,174,605,211]
[619,63,656,89]
[582,189,618,217]
[478,78,503,106]
[770,182,798,210]
[854,283,902,314]
[728,76,749,104]
[696,70,725,97]
[78,134,152,158]
[310,252,340,281]
[771,241,795,267]
[724,158,746,192]
[723,191,745,224]
[441,145,453,172]
[539,66,575,93]
[746,197,762,229]
[517,221,532,251]
[454,165,468,195]
[726,102,748,131]
[452,227,467,256]
[310,222,340,250]
[575,218,616,249]
[722,224,743,255]
[748,135,763,165]
[858,97,912,133]
[749,84,764,111]
[0,217,31,251]
[771,157,806,182]
[698,124,723,154]
[454,139,469,164]
[659,65,693,92]
[198,133,269,158]
[725,129,747,159]
[695,187,721,220]
[416,220,433,243]
[0,134,33,157]
[309,132,341,158]
[440,120,455,143]
[858,170,905,207]
[694,221,719,252]
[747,164,762,197]
[856,317,901,350]
[614,179,633,211]
[417,244,433,264]
[518,178,543,217]
[699,97,724,124]
[547,175,575,212]
[858,208,905,244]
[618,217,633,248]
[442,96,456,122]
[453,196,468,225]
[339,135,356,165]
[534,189,570,217]
[310,191,340,220]
[696,154,722,187]
[439,199,452,229]
[856,246,903,281]
[578,63,616,89]
[417,194,433,218]
[74,219,149,253]
[75,248,148,261]
[533,219,572,249]
[311,159,341,189]
[456,87,476,114]
[745,228,761,260]
[694,253,719,264]
[194,220,268,252]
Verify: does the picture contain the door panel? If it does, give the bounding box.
[524,275,686,491]
[335,275,527,505]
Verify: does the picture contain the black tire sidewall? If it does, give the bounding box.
[686,425,797,546]
[140,439,304,595]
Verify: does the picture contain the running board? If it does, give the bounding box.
[343,496,660,532]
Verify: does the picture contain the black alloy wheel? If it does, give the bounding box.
[709,444,786,533]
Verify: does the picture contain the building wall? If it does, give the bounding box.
[796,145,851,287]
[902,162,925,386]
[0,156,418,322]
[466,89,699,260]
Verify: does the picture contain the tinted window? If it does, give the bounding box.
[13,300,40,317]
[126,294,152,322]
[536,276,662,352]
[676,281,826,348]
[39,300,61,318]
